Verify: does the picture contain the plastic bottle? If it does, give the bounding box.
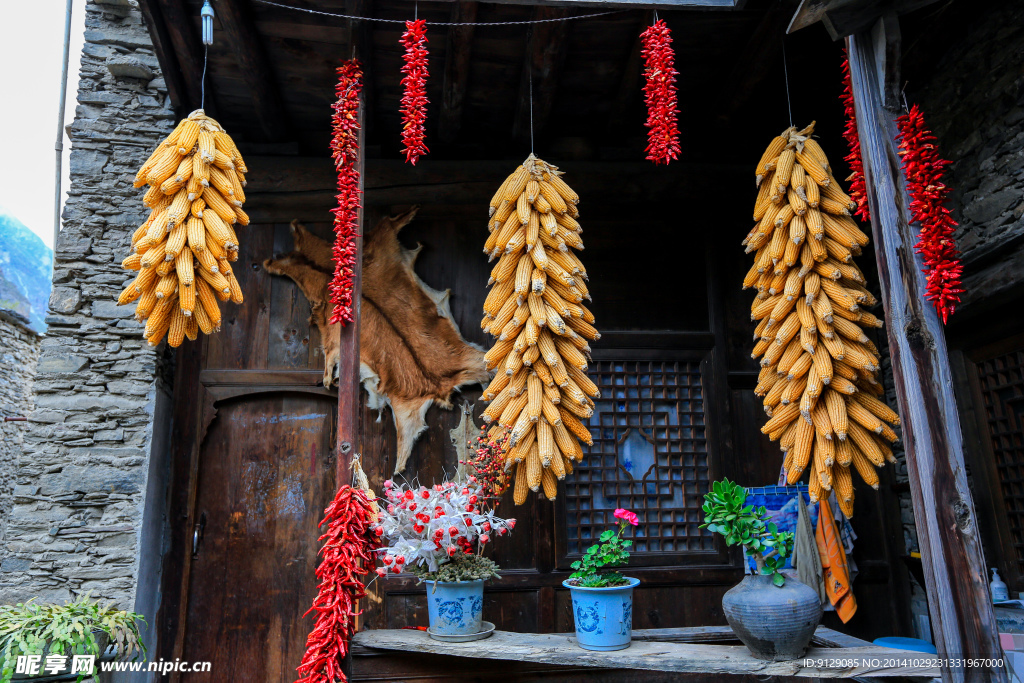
[991,567,1009,602]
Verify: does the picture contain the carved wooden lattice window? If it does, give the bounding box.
[563,359,713,556]
[977,350,1024,573]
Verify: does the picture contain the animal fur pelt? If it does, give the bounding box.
[263,207,489,474]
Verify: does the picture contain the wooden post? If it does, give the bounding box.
[336,89,365,491]
[847,29,1006,683]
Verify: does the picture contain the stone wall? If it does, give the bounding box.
[907,2,1024,309]
[0,312,40,553]
[0,0,175,625]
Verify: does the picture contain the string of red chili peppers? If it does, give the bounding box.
[640,18,680,165]
[328,60,363,326]
[400,19,430,165]
[839,52,871,222]
[896,103,964,324]
[295,485,380,683]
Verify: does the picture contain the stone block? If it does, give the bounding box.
[106,55,154,82]
[93,429,124,442]
[36,354,89,374]
[92,300,134,320]
[50,287,82,314]
[69,149,110,176]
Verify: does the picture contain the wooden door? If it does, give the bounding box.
[159,219,341,683]
[179,393,335,680]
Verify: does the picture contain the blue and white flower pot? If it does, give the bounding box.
[563,577,639,651]
[425,580,485,636]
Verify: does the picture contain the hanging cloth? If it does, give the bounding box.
[816,495,858,623]
[794,492,826,605]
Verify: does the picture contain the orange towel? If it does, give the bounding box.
[816,499,857,623]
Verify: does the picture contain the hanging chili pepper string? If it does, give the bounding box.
[295,485,380,683]
[840,51,871,222]
[400,19,430,165]
[328,60,363,326]
[896,103,964,324]
[640,18,680,165]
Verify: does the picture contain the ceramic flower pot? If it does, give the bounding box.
[425,580,485,636]
[563,577,639,651]
[722,574,823,661]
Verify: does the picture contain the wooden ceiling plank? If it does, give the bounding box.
[513,6,572,146]
[438,1,478,143]
[154,0,215,116]
[137,0,188,116]
[214,0,291,142]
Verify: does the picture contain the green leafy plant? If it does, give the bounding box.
[700,479,794,587]
[0,594,146,683]
[569,508,637,588]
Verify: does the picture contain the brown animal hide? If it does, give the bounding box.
[263,208,489,474]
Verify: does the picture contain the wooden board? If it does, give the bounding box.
[353,627,941,677]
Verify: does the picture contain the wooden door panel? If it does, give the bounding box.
[180,393,336,683]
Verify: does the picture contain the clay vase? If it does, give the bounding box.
[722,574,823,661]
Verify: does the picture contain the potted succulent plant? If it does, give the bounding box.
[0,594,146,682]
[373,428,515,641]
[701,479,822,661]
[562,509,639,651]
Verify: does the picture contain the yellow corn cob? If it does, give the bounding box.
[185,312,198,341]
[755,135,787,181]
[544,171,579,205]
[122,252,143,272]
[168,307,188,347]
[851,391,900,425]
[526,442,543,491]
[847,420,884,466]
[834,464,854,510]
[850,445,880,489]
[514,460,529,505]
[145,295,176,340]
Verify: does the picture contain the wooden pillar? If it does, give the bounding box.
[336,90,365,487]
[846,29,1006,683]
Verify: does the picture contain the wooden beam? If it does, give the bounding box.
[137,0,188,116]
[433,0,739,7]
[788,0,941,40]
[438,2,478,144]
[513,7,572,147]
[212,0,290,142]
[847,29,1007,683]
[353,627,940,677]
[154,0,215,115]
[870,9,901,111]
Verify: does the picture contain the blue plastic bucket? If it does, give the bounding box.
[563,577,640,651]
[425,580,485,636]
[873,636,937,654]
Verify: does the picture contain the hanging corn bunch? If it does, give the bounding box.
[117,109,248,346]
[743,123,900,518]
[480,155,599,505]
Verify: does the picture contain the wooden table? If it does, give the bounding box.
[353,626,941,678]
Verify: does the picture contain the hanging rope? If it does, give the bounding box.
[782,39,793,128]
[252,0,625,26]
[528,67,534,153]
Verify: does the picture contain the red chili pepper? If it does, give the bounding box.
[399,19,430,165]
[895,103,964,324]
[295,485,380,683]
[639,20,680,165]
[839,52,871,222]
[328,60,363,327]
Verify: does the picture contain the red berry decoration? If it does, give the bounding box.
[896,103,964,324]
[399,19,430,165]
[840,52,870,222]
[328,60,363,327]
[639,19,680,165]
[295,485,379,683]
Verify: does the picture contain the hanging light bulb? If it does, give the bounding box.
[201,1,215,46]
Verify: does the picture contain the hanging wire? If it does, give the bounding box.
[201,44,209,109]
[529,67,534,153]
[781,38,793,127]
[253,0,625,26]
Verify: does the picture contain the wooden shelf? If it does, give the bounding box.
[352,626,940,678]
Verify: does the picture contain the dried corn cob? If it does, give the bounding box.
[482,155,597,503]
[118,109,247,346]
[747,123,900,516]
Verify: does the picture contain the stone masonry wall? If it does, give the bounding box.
[907,2,1024,308]
[0,313,40,552]
[0,0,175,611]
